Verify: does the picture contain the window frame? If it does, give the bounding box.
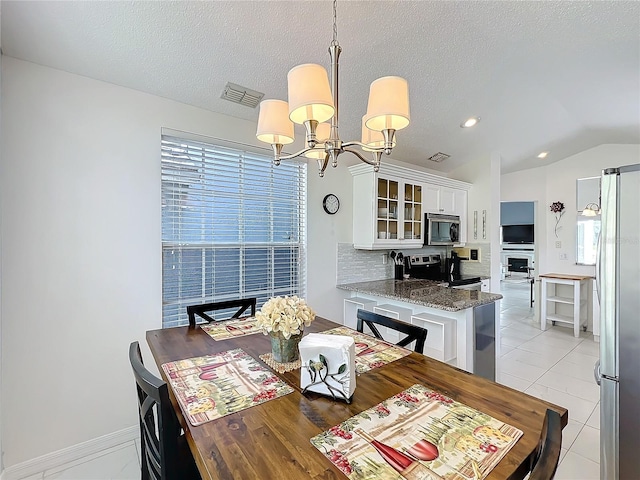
[160,133,307,328]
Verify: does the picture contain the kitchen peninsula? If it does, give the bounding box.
[337,279,503,380]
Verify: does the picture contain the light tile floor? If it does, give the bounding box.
[21,280,601,479]
[498,278,601,479]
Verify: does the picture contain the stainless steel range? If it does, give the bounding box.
[406,255,443,280]
[407,254,482,290]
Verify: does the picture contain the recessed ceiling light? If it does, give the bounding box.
[460,117,480,128]
[537,151,549,159]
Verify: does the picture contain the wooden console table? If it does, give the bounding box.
[540,273,592,337]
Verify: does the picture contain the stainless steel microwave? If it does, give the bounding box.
[424,213,460,245]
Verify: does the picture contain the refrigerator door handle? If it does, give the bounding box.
[599,170,619,379]
[594,359,601,385]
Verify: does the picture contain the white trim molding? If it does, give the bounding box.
[349,160,472,191]
[0,426,138,480]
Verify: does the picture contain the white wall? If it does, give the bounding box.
[449,153,502,292]
[502,144,640,276]
[0,4,4,471]
[0,57,344,467]
[306,166,353,322]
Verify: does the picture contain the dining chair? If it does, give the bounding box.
[129,342,201,480]
[529,409,563,480]
[356,309,428,354]
[186,298,257,328]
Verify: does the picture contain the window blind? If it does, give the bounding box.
[161,135,307,328]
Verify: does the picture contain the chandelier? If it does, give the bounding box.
[255,0,410,177]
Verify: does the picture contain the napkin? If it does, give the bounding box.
[299,333,356,401]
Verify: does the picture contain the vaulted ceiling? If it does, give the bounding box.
[2,1,639,173]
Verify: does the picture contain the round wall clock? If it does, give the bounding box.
[322,193,340,215]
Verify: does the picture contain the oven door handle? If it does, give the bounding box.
[452,282,482,291]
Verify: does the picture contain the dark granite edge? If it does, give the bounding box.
[336,280,503,312]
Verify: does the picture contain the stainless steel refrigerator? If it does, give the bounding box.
[594,163,640,479]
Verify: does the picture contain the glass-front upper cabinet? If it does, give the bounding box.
[377,177,399,241]
[373,176,423,247]
[403,182,422,241]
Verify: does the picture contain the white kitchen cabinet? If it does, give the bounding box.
[352,172,423,249]
[423,184,440,212]
[423,186,468,243]
[343,297,377,330]
[411,312,456,362]
[439,188,456,214]
[373,304,414,346]
[422,185,467,216]
[350,163,471,250]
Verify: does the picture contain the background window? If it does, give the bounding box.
[576,215,601,266]
[161,135,307,328]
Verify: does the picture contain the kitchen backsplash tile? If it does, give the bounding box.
[337,244,451,284]
[336,243,392,284]
[459,243,491,277]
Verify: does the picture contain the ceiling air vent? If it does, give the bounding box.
[221,82,264,108]
[427,152,451,163]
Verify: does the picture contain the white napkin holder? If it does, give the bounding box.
[299,333,356,402]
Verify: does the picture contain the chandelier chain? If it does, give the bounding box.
[331,0,339,46]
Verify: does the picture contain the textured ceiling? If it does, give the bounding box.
[2,1,639,173]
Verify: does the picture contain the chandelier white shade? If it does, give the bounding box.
[361,115,395,152]
[365,76,410,131]
[256,99,295,145]
[287,64,335,125]
[255,0,410,176]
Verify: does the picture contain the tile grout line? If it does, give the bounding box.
[499,281,600,475]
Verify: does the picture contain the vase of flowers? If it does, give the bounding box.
[550,201,565,238]
[255,296,316,363]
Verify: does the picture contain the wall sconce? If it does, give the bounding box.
[581,203,601,216]
[473,211,478,239]
[482,210,487,239]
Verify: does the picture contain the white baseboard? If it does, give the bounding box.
[0,426,138,480]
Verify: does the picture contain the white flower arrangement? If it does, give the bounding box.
[255,296,316,339]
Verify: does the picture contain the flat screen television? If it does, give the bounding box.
[502,224,534,244]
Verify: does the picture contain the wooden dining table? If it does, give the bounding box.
[146,316,568,480]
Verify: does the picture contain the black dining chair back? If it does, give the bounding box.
[529,409,563,480]
[129,342,200,480]
[187,298,257,328]
[356,309,428,354]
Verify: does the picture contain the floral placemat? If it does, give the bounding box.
[311,384,523,480]
[200,316,261,341]
[162,348,293,426]
[259,353,302,373]
[322,326,412,373]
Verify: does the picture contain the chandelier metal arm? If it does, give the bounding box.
[276,145,324,161]
[343,148,375,166]
[341,140,384,152]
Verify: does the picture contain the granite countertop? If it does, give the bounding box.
[337,279,503,312]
